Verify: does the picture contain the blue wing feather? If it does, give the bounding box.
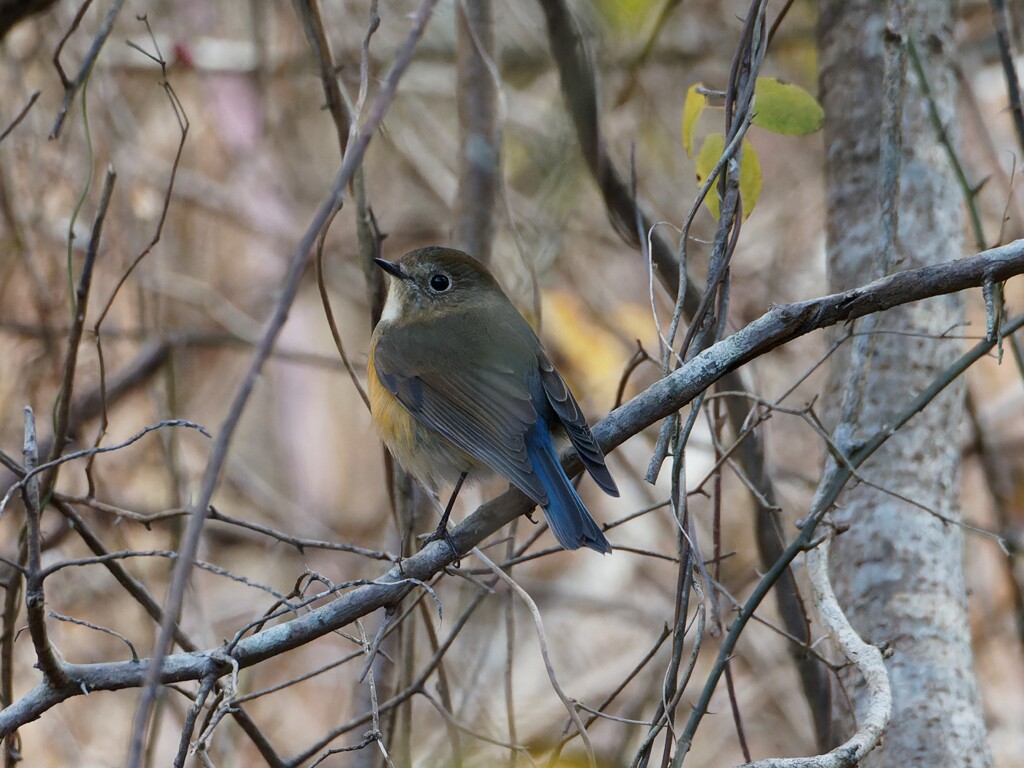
[538,356,619,497]
[524,419,612,554]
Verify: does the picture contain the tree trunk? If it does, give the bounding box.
[817,1,994,765]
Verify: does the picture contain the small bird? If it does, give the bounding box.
[368,246,618,553]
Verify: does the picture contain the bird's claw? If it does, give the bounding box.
[423,524,461,568]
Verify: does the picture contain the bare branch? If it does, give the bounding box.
[125,3,438,764]
[20,408,66,687]
[0,91,39,144]
[48,167,116,477]
[50,0,126,139]
[455,0,499,264]
[740,537,891,768]
[474,547,596,768]
[674,312,1024,760]
[0,420,209,518]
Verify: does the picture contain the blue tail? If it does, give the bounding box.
[524,421,612,554]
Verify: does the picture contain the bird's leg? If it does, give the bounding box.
[424,471,467,565]
[437,471,466,533]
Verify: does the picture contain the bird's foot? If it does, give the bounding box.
[422,524,461,568]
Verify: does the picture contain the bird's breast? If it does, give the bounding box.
[368,340,485,488]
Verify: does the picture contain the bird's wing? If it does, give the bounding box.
[372,322,548,505]
[538,354,619,497]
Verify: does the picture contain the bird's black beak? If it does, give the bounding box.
[374,258,407,280]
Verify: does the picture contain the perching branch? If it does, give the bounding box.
[3,240,1024,739]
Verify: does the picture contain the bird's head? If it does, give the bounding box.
[374,247,504,324]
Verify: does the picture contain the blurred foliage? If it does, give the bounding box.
[593,0,662,38]
[0,0,1019,766]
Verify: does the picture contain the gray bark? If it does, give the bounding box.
[818,1,993,766]
[455,0,498,264]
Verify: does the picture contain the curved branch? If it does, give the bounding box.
[737,536,888,768]
[740,537,891,768]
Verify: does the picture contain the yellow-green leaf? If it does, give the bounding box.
[739,141,762,219]
[695,134,762,220]
[752,77,823,136]
[594,0,660,37]
[681,83,706,157]
[695,133,725,197]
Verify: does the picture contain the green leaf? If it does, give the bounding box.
[739,141,762,219]
[695,133,726,215]
[752,77,824,136]
[681,83,706,157]
[695,134,762,220]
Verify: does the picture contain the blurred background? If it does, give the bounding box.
[0,0,1022,765]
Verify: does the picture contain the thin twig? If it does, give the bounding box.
[124,4,438,765]
[907,36,985,251]
[298,0,373,411]
[50,0,126,139]
[52,0,93,88]
[0,420,210,518]
[556,623,672,762]
[417,598,463,766]
[474,547,597,768]
[21,408,67,687]
[49,500,284,764]
[91,21,189,480]
[296,0,352,156]
[613,0,685,106]
[1,538,23,768]
[990,0,1024,155]
[172,674,217,768]
[454,0,499,263]
[740,537,891,768]
[4,269,1024,742]
[674,314,1024,760]
[0,91,40,144]
[49,612,138,661]
[47,167,116,493]
[285,585,490,766]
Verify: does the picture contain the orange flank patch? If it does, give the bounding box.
[367,343,416,453]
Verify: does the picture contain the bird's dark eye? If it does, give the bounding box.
[429,273,451,292]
